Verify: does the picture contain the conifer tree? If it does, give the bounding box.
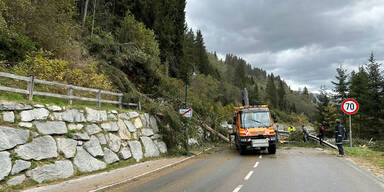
[266,74,278,108]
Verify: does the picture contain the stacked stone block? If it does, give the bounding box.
[0,101,167,186]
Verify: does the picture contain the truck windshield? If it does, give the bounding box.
[241,111,271,128]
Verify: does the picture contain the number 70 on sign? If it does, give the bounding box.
[341,99,359,115]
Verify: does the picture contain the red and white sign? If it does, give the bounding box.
[179,108,193,118]
[341,99,359,115]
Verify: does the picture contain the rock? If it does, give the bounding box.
[103,148,119,164]
[2,112,14,123]
[108,113,117,120]
[26,160,73,183]
[117,119,131,140]
[85,124,102,135]
[34,121,67,135]
[141,136,160,158]
[0,102,32,111]
[86,107,107,122]
[73,147,106,172]
[20,108,49,121]
[73,132,90,141]
[60,109,86,122]
[121,141,128,147]
[151,134,162,139]
[107,133,121,152]
[141,128,154,137]
[15,136,57,160]
[124,120,136,132]
[47,105,62,112]
[57,138,77,158]
[34,104,45,108]
[11,160,31,175]
[128,141,143,162]
[77,141,83,146]
[0,126,30,151]
[31,132,39,137]
[150,116,159,132]
[0,151,11,181]
[101,122,119,132]
[140,113,150,128]
[128,111,139,118]
[119,148,132,160]
[18,122,33,128]
[155,141,167,153]
[68,123,84,130]
[133,118,143,129]
[96,133,107,145]
[6,174,26,186]
[118,113,129,120]
[110,110,118,114]
[84,136,104,157]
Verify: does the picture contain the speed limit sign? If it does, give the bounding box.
[341,99,359,115]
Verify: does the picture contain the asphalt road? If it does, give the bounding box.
[108,147,384,192]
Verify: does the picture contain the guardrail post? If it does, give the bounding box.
[27,76,34,101]
[68,85,73,105]
[118,95,123,109]
[138,100,141,111]
[97,89,101,107]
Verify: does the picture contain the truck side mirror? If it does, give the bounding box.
[272,114,277,123]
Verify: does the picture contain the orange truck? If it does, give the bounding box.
[233,105,277,154]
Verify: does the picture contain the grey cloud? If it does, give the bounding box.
[186,0,384,91]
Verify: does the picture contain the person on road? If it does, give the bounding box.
[288,126,291,133]
[335,119,345,156]
[292,126,296,132]
[318,123,325,145]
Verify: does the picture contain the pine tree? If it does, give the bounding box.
[303,87,309,95]
[366,52,383,120]
[317,85,330,128]
[266,74,278,108]
[277,79,286,110]
[331,65,349,105]
[349,67,369,137]
[249,83,261,105]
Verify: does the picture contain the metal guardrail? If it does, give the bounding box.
[0,71,140,109]
[277,129,337,149]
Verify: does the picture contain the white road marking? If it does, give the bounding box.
[233,185,243,192]
[259,155,262,159]
[254,161,259,168]
[244,171,254,180]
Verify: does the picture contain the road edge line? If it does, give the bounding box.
[88,147,212,192]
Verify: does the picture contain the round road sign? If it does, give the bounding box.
[341,99,359,115]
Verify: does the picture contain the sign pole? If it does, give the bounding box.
[349,115,352,147]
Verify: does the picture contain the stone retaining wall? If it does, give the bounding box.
[0,101,167,186]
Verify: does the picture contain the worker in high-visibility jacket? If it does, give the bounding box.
[292,126,296,132]
[288,126,291,133]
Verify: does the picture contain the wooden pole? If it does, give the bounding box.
[27,76,34,101]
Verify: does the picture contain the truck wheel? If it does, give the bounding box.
[239,146,247,155]
[268,144,276,154]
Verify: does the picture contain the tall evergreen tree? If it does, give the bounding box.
[349,67,370,137]
[277,79,286,110]
[249,83,261,105]
[365,52,383,120]
[331,65,349,105]
[266,74,278,108]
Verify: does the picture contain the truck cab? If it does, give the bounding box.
[233,105,277,154]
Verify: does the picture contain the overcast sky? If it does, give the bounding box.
[186,0,384,92]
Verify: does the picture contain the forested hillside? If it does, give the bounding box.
[0,0,317,151]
